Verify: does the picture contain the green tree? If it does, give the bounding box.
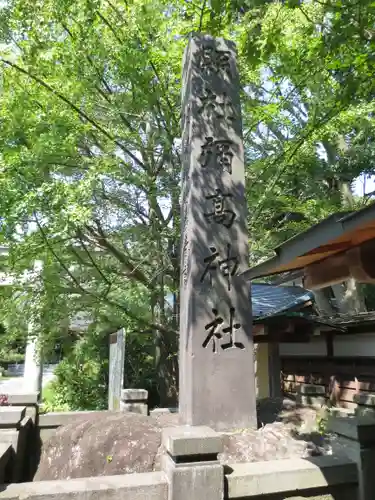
[0,0,186,405]
[0,0,375,407]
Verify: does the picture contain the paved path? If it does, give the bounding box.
[0,368,56,393]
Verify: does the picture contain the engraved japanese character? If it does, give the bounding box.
[219,243,239,291]
[199,137,234,174]
[200,246,219,285]
[221,307,245,351]
[203,307,245,353]
[197,46,231,76]
[204,188,236,229]
[198,88,235,122]
[216,141,234,173]
[203,308,223,353]
[200,244,239,291]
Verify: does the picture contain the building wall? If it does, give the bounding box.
[280,336,327,357]
[280,332,375,409]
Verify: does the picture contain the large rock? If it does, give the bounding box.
[35,400,331,481]
[34,412,179,481]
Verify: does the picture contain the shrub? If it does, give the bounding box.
[43,336,108,411]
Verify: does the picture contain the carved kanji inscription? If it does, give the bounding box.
[200,244,239,291]
[199,137,234,174]
[203,306,245,353]
[204,188,236,229]
[197,87,235,122]
[196,45,231,76]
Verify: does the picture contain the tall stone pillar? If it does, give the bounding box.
[23,330,42,394]
[23,260,44,396]
[179,35,257,431]
[108,328,125,411]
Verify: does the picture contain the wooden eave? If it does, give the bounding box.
[241,203,375,281]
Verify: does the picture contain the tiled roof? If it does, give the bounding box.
[251,283,314,320]
[167,284,314,321]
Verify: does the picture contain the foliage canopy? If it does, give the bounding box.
[0,0,374,405]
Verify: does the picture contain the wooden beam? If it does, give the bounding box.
[304,253,349,289]
[349,239,375,282]
[304,238,375,289]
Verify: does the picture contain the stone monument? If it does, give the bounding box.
[108,328,125,411]
[179,35,257,430]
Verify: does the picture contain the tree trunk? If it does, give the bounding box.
[314,289,336,316]
[338,182,367,314]
[321,140,367,315]
[332,280,367,314]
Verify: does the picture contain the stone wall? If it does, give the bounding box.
[0,471,168,500]
[0,453,358,500]
[0,404,363,499]
[0,394,367,499]
[226,456,358,499]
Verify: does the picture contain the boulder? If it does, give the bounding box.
[35,400,330,481]
[34,412,179,481]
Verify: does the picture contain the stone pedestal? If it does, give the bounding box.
[296,383,327,408]
[328,415,375,500]
[179,34,257,431]
[120,389,148,415]
[354,393,375,418]
[162,426,223,500]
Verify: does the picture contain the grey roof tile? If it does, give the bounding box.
[251,283,314,319]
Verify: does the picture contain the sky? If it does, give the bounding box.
[353,174,375,198]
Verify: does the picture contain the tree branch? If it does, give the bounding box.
[85,221,151,286]
[198,0,207,32]
[0,58,146,171]
[251,103,347,221]
[70,231,112,291]
[35,218,173,335]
